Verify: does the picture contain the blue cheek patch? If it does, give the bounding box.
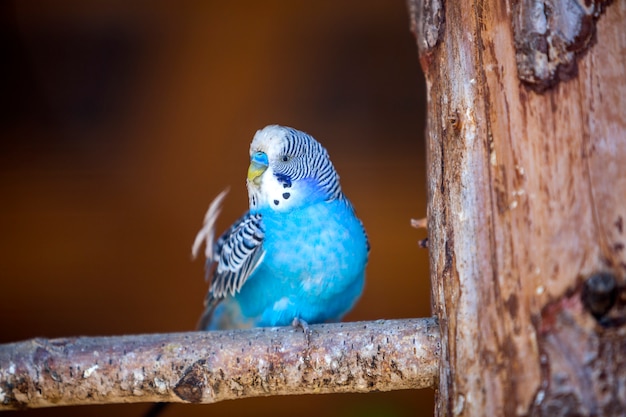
[274,173,292,188]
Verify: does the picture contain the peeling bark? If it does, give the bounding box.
[531,280,626,416]
[513,0,611,90]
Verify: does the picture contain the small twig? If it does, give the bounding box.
[411,218,429,248]
[0,318,439,410]
[410,217,428,229]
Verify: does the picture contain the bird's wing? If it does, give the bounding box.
[208,211,265,299]
[192,191,265,330]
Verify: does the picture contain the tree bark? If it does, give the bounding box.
[0,318,439,410]
[408,0,626,416]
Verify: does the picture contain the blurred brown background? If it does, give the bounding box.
[0,1,430,416]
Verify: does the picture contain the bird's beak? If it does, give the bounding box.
[248,151,269,183]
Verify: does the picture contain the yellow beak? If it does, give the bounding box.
[247,160,268,183]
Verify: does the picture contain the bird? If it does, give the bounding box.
[192,125,369,331]
[144,125,368,417]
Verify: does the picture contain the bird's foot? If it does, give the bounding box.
[291,317,312,345]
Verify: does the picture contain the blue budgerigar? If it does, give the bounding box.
[192,125,369,331]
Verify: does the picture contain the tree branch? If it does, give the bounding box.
[0,318,439,410]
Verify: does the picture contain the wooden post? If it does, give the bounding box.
[408,0,626,416]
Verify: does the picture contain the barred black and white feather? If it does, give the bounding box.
[282,127,342,200]
[209,211,265,298]
[192,190,265,329]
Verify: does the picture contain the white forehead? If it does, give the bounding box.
[250,125,288,156]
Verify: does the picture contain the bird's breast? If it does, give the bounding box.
[258,200,368,297]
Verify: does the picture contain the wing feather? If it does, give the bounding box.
[210,211,264,296]
[192,191,265,330]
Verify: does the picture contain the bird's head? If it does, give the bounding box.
[246,125,342,211]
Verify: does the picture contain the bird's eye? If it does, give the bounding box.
[281,155,290,162]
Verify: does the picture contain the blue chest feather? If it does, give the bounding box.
[211,199,368,329]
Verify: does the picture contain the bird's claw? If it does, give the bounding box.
[291,317,312,345]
